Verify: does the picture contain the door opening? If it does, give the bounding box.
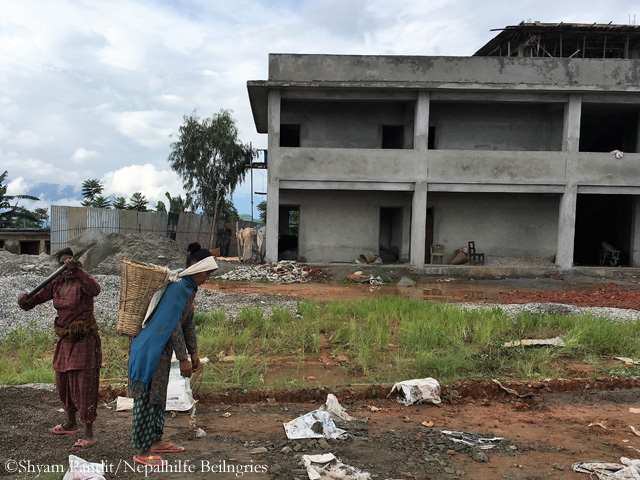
[278,205,299,261]
[574,194,633,266]
[379,207,403,263]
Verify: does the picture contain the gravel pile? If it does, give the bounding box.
[460,301,640,322]
[219,261,331,283]
[483,256,555,268]
[0,272,298,341]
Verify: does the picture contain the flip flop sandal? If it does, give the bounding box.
[69,438,97,452]
[133,455,167,467]
[51,424,80,435]
[151,442,186,453]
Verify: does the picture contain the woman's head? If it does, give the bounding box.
[54,247,74,265]
[186,242,202,267]
[188,249,215,285]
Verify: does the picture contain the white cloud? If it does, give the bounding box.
[101,164,184,207]
[105,110,173,148]
[6,176,32,196]
[71,148,98,165]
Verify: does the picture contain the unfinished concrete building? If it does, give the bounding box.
[247,22,640,271]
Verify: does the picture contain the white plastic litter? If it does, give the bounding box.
[166,358,194,411]
[573,458,640,479]
[320,394,355,421]
[62,455,105,480]
[441,430,504,450]
[196,428,207,438]
[116,396,133,411]
[390,377,441,406]
[283,410,347,440]
[302,453,371,480]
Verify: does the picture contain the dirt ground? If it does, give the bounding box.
[2,275,640,479]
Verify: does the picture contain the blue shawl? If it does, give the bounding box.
[128,275,197,385]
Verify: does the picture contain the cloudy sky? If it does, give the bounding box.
[1,0,637,218]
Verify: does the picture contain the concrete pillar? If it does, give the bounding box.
[401,204,411,262]
[556,184,577,270]
[414,91,430,152]
[410,182,428,267]
[630,196,640,267]
[265,89,281,264]
[562,95,582,153]
[557,95,581,269]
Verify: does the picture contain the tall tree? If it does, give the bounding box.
[155,200,167,212]
[81,179,104,204]
[23,207,49,228]
[168,109,256,247]
[92,195,112,209]
[113,196,127,210]
[0,171,40,228]
[164,192,192,213]
[128,192,148,212]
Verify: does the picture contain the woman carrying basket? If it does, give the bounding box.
[128,249,217,467]
[17,247,101,452]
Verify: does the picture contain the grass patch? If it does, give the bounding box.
[2,296,640,389]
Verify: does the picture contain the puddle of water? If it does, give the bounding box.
[263,360,355,387]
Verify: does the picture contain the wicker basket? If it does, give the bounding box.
[117,258,167,337]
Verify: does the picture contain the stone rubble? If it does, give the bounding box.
[218,261,331,283]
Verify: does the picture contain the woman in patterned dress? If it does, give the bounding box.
[17,247,101,452]
[128,249,217,467]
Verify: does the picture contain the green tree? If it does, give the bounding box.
[0,171,40,228]
[164,192,192,213]
[168,109,256,247]
[155,200,167,212]
[81,179,104,205]
[217,197,240,222]
[92,195,111,209]
[113,196,127,210]
[128,192,148,212]
[23,207,49,228]
[257,200,267,225]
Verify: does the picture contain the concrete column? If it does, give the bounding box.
[410,182,428,267]
[630,196,640,267]
[265,89,281,264]
[557,94,581,269]
[556,184,577,270]
[562,95,582,153]
[401,204,411,262]
[414,91,430,152]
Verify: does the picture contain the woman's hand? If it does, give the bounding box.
[191,353,200,371]
[17,293,27,309]
[179,359,192,378]
[63,257,80,271]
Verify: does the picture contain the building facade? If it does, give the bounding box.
[247,24,640,270]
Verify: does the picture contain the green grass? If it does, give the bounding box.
[2,296,640,389]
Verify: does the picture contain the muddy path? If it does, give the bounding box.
[2,384,640,479]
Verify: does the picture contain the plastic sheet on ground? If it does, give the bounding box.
[573,458,640,479]
[115,396,133,411]
[320,394,355,421]
[62,455,105,480]
[302,453,371,480]
[441,430,504,450]
[503,336,565,347]
[283,410,347,440]
[390,377,441,406]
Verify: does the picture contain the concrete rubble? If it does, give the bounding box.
[218,261,331,283]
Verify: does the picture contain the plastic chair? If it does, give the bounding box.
[430,244,446,264]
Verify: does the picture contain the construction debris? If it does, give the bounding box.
[218,261,331,283]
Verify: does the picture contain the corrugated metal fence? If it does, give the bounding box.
[51,206,257,256]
